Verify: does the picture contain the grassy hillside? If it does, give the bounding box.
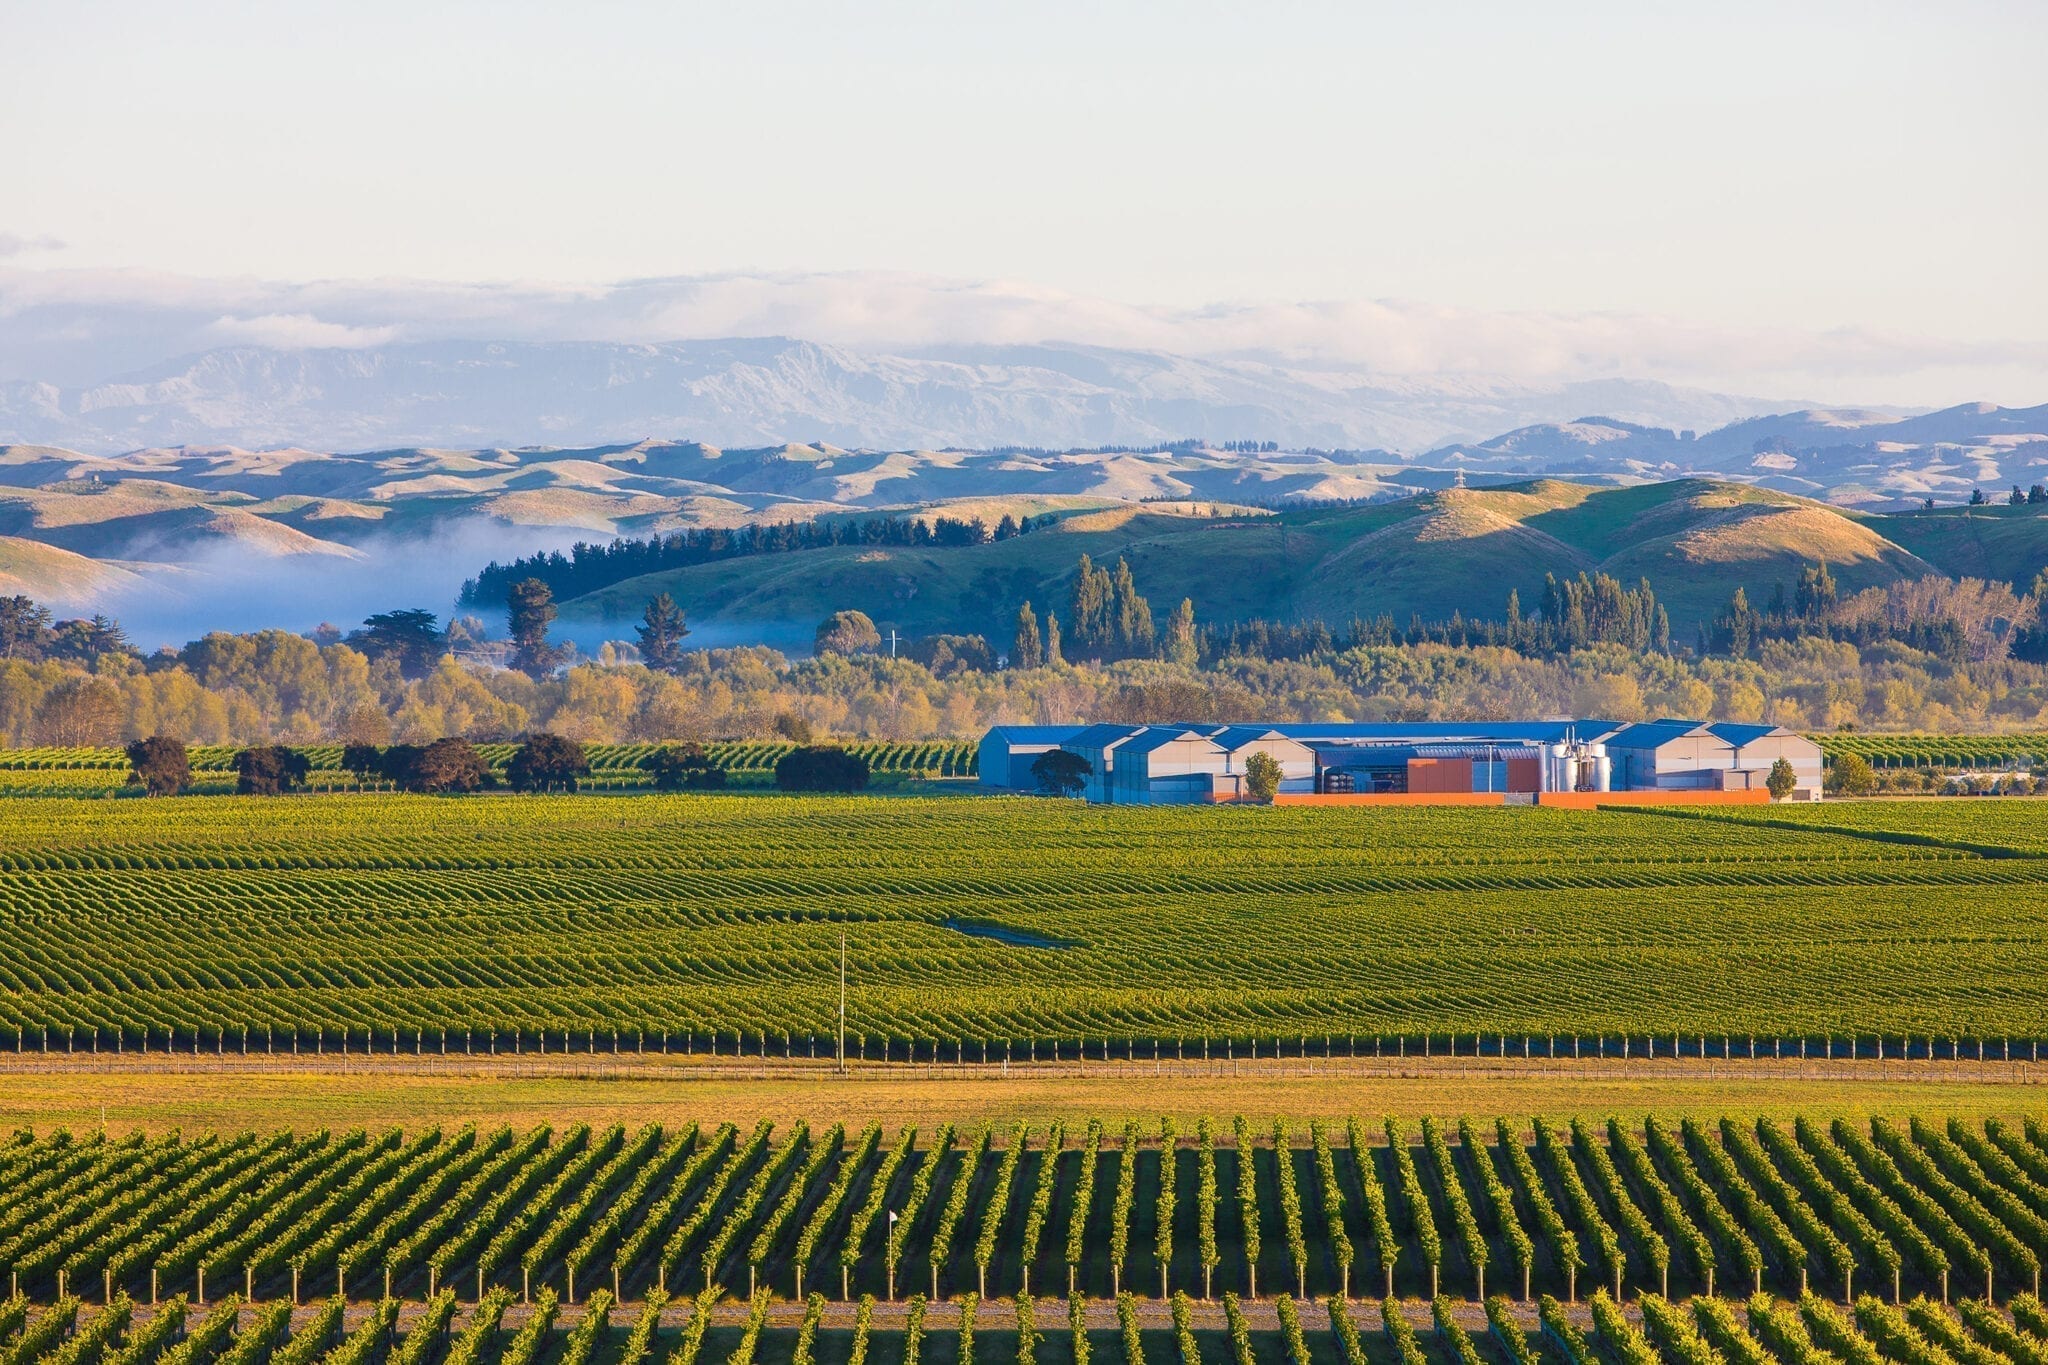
[0,535,147,605]
[1865,501,2048,594]
[563,477,2048,643]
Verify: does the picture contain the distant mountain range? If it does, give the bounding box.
[0,337,1801,456]
[0,382,2041,648]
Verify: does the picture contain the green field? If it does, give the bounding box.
[0,741,979,799]
[1,794,2047,1046]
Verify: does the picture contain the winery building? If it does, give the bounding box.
[978,719,1823,805]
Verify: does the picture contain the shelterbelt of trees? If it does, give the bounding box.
[2,578,2048,749]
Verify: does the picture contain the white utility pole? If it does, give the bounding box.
[837,928,848,1074]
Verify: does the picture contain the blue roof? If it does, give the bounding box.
[1706,722,1788,746]
[1209,725,1312,752]
[1117,726,1219,756]
[1606,720,1716,749]
[981,726,1085,744]
[1065,723,1145,750]
[1269,721,1619,744]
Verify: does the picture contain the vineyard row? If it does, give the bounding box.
[3,1114,2048,1314]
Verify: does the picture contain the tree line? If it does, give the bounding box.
[120,733,872,796]
[460,512,1046,610]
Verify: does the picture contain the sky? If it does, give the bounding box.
[2,0,2044,404]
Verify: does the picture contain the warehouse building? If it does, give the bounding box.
[978,719,1822,803]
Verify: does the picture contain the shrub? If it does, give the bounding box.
[775,746,870,793]
[641,745,727,791]
[127,735,190,796]
[234,746,311,796]
[507,734,590,793]
[384,738,493,794]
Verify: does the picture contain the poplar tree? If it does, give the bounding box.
[1163,599,1198,667]
[1012,604,1044,670]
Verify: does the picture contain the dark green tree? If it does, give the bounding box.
[1012,603,1043,670]
[384,737,493,793]
[507,578,563,679]
[1068,554,1113,657]
[0,596,52,660]
[507,733,590,792]
[1766,757,1798,800]
[341,743,383,787]
[346,610,444,676]
[1829,752,1878,797]
[640,744,727,791]
[125,735,190,796]
[1794,563,1838,619]
[1111,557,1155,657]
[774,745,870,792]
[1044,610,1063,667]
[636,593,691,673]
[234,745,311,796]
[1162,598,1198,667]
[814,610,881,656]
[46,614,134,667]
[1241,752,1283,804]
[1721,587,1755,658]
[1029,749,1090,798]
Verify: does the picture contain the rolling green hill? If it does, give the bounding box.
[561,477,2048,647]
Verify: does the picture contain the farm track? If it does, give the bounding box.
[1,1054,2045,1087]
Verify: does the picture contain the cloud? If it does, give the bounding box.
[0,232,65,258]
[201,313,403,349]
[0,264,2041,407]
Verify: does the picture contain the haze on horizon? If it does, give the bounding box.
[1,0,2043,410]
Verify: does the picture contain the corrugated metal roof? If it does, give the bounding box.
[1706,722,1790,746]
[982,726,1085,743]
[1209,725,1312,753]
[1118,726,1221,756]
[1271,721,1621,743]
[1607,720,1716,749]
[1065,723,1144,749]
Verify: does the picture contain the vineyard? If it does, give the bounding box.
[0,742,978,797]
[3,1114,2048,1365]
[1815,735,2048,773]
[1,796,2047,1045]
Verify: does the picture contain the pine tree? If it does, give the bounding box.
[636,593,691,673]
[1044,611,1064,667]
[1163,598,1198,667]
[1012,603,1044,670]
[508,578,563,679]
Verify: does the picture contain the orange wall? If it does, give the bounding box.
[1407,757,1474,794]
[1536,789,1772,809]
[1272,792,1508,807]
